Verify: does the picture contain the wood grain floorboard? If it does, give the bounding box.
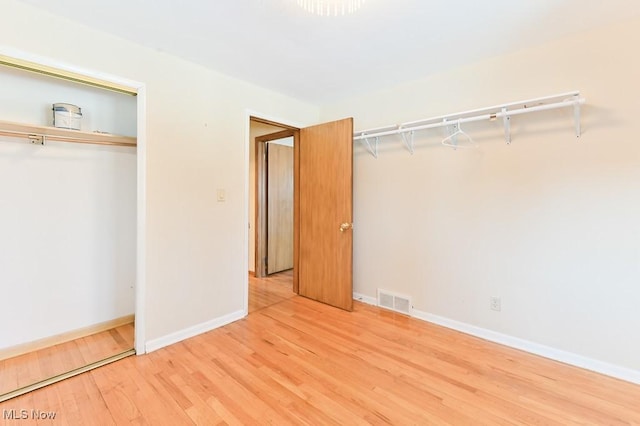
[248,270,295,313]
[1,275,639,425]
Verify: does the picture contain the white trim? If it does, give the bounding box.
[411,309,640,386]
[243,110,251,316]
[134,85,147,355]
[0,47,148,355]
[353,292,377,306]
[145,310,246,353]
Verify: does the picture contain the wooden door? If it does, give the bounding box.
[267,142,294,274]
[297,118,354,311]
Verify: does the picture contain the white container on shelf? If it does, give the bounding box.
[52,103,82,130]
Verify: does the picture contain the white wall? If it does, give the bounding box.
[0,141,136,348]
[0,67,137,349]
[322,17,640,374]
[0,0,320,348]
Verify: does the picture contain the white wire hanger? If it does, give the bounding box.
[441,120,478,149]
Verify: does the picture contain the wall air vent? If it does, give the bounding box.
[377,289,412,315]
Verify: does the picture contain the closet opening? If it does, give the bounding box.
[0,55,143,402]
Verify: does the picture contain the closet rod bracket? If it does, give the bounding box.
[361,134,379,159]
[502,107,511,144]
[400,130,415,154]
[574,101,581,138]
[28,134,45,145]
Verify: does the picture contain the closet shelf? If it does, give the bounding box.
[0,119,136,147]
[353,91,585,158]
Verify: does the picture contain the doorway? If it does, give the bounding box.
[255,130,296,277]
[248,118,297,311]
[246,114,355,314]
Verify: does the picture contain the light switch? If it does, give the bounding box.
[217,189,226,202]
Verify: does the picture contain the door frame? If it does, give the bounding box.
[244,111,304,315]
[254,129,297,278]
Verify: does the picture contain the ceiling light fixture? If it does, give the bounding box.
[297,0,366,16]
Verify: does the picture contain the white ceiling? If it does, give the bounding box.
[17,0,640,104]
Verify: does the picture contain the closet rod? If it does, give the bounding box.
[353,91,584,141]
[0,130,136,147]
[0,121,136,147]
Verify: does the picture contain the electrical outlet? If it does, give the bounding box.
[490,296,501,312]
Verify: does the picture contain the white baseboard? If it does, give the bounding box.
[412,309,640,385]
[145,310,245,353]
[353,292,377,306]
[352,292,640,385]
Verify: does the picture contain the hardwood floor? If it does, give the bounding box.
[248,270,295,313]
[0,324,134,396]
[1,279,639,424]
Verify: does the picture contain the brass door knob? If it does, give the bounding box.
[339,222,353,232]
